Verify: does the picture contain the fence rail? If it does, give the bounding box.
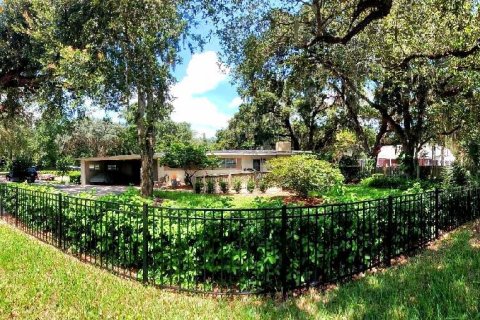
[0,183,478,296]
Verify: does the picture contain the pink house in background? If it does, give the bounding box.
[376,145,401,168]
[376,144,455,168]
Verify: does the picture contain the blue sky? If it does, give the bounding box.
[167,24,241,138]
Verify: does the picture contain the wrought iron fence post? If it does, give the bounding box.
[280,205,288,299]
[477,187,480,218]
[385,196,393,267]
[58,193,63,248]
[467,188,472,221]
[434,188,440,238]
[142,203,149,284]
[15,186,19,227]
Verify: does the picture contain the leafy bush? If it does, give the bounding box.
[361,174,411,190]
[403,181,424,194]
[246,179,255,193]
[0,182,475,293]
[219,180,229,194]
[266,155,344,197]
[258,179,268,193]
[233,179,242,194]
[206,179,216,194]
[68,171,81,185]
[361,174,438,192]
[194,181,204,194]
[56,157,73,181]
[442,162,471,188]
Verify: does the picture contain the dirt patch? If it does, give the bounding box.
[273,196,324,206]
[469,221,480,249]
[162,185,193,191]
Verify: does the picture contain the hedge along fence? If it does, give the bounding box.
[0,183,479,296]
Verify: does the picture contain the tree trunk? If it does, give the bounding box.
[283,117,300,150]
[402,142,416,178]
[136,89,155,197]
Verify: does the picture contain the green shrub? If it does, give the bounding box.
[246,179,255,193]
[360,174,438,192]
[0,182,473,294]
[206,179,216,194]
[194,181,204,194]
[56,157,73,181]
[233,179,242,194]
[219,180,229,194]
[442,162,470,188]
[258,179,268,193]
[361,174,409,190]
[266,155,344,197]
[68,171,81,185]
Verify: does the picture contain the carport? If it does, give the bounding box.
[79,154,160,186]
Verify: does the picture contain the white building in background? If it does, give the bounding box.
[376,144,455,168]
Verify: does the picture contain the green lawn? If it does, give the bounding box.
[153,189,284,208]
[1,220,479,319]
[152,185,406,209]
[6,182,411,209]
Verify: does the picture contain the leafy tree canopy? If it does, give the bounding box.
[160,142,219,186]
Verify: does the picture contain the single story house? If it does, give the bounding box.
[376,144,455,168]
[79,142,305,186]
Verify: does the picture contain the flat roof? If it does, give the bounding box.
[208,150,309,156]
[78,154,162,161]
[78,150,310,161]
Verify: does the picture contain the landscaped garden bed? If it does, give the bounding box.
[1,219,479,319]
[0,180,476,295]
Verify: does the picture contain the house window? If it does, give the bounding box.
[89,164,100,171]
[107,165,118,171]
[219,158,237,169]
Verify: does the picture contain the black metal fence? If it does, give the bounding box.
[0,183,478,296]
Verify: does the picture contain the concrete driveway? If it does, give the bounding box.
[49,184,137,196]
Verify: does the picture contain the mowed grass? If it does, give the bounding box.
[1,220,480,319]
[153,190,283,208]
[152,185,405,209]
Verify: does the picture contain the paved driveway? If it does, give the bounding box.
[49,184,137,196]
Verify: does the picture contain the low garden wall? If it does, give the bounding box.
[0,183,478,295]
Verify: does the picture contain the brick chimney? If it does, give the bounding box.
[275,141,292,152]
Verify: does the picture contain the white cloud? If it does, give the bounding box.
[227,96,243,109]
[170,51,233,138]
[171,96,230,133]
[171,51,228,98]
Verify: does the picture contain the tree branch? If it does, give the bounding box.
[399,38,480,68]
[306,0,392,46]
[0,70,40,89]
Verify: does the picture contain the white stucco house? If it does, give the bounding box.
[79,142,305,186]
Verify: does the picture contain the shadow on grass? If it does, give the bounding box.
[251,223,480,319]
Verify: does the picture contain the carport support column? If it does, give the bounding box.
[80,160,88,185]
